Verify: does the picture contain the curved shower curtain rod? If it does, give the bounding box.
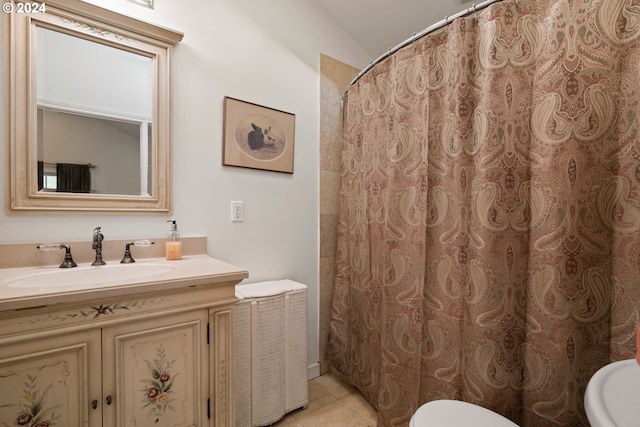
[345,0,505,92]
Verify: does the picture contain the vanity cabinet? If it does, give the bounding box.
[0,278,239,427]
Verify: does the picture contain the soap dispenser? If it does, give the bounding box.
[166,220,182,260]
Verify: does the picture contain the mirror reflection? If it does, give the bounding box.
[37,108,152,195]
[36,27,153,196]
[6,0,182,213]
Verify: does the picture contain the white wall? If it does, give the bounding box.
[0,0,371,378]
[37,26,152,118]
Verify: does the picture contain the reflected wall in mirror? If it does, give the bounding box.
[38,108,151,195]
[5,0,183,213]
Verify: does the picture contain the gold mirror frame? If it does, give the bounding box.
[4,0,183,213]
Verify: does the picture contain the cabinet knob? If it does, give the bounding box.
[92,399,98,410]
[106,395,112,405]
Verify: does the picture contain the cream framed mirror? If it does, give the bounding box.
[4,0,182,213]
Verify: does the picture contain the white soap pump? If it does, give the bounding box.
[166,220,182,260]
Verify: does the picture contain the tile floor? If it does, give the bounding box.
[272,373,377,427]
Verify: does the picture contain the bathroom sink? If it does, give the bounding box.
[585,359,640,427]
[7,264,173,288]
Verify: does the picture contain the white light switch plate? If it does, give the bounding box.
[231,201,244,222]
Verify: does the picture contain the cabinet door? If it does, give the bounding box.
[102,310,209,427]
[0,330,102,427]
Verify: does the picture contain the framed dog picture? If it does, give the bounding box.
[223,97,295,173]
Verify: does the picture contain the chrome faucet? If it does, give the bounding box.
[92,226,106,266]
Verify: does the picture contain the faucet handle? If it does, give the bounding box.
[37,243,78,268]
[37,243,64,251]
[132,239,154,247]
[120,240,155,263]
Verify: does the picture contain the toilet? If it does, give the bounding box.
[584,359,640,427]
[410,400,519,427]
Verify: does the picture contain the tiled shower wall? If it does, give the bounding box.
[319,54,359,375]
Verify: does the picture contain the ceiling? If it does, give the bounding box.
[313,0,475,59]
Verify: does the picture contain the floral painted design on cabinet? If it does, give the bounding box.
[20,298,166,326]
[140,344,178,422]
[0,344,88,427]
[1,375,60,427]
[115,318,202,427]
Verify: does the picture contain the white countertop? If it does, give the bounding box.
[0,255,248,312]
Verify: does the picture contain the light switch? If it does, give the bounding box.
[231,201,244,222]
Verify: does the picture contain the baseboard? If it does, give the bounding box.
[307,362,320,380]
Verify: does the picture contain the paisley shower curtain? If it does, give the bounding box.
[327,0,640,426]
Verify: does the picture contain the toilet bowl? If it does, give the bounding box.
[584,359,640,427]
[409,400,519,427]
